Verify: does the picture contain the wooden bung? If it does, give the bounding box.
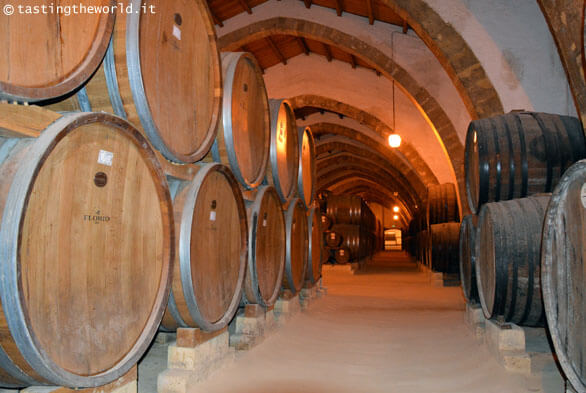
[161,163,247,332]
[541,160,586,393]
[242,186,286,307]
[204,52,270,189]
[46,0,222,164]
[283,198,308,295]
[266,99,299,204]
[0,0,115,102]
[0,106,173,387]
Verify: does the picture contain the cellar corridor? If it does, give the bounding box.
[139,252,548,393]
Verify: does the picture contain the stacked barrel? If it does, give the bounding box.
[321,194,378,264]
[0,0,320,388]
[462,112,586,393]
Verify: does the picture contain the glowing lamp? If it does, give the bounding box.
[393,206,399,213]
[388,133,401,148]
[393,215,399,220]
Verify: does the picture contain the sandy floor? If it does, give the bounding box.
[138,251,545,393]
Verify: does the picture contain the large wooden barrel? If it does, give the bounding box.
[459,215,479,304]
[541,160,586,392]
[326,194,376,230]
[162,163,247,332]
[282,198,308,294]
[428,223,460,274]
[465,112,585,213]
[331,224,373,261]
[320,213,332,230]
[0,108,173,387]
[324,230,342,247]
[46,0,222,163]
[266,99,299,204]
[306,207,322,284]
[297,126,316,208]
[0,1,115,102]
[335,247,351,264]
[207,52,270,189]
[426,183,460,225]
[242,186,285,307]
[476,195,549,326]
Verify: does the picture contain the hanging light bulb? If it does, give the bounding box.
[393,215,399,220]
[388,133,401,148]
[393,206,399,213]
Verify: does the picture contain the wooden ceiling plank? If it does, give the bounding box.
[266,36,288,65]
[402,19,409,34]
[323,42,332,62]
[297,37,310,55]
[237,0,253,14]
[208,6,224,27]
[304,0,312,8]
[350,54,357,69]
[366,0,374,25]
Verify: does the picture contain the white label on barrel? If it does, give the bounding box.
[581,183,586,208]
[340,250,345,255]
[263,218,267,227]
[209,211,216,221]
[98,150,113,166]
[173,25,181,40]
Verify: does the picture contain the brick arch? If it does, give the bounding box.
[316,138,427,202]
[335,185,410,225]
[297,104,438,187]
[317,153,419,211]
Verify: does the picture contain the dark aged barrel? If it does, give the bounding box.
[242,186,285,307]
[306,207,322,284]
[46,0,222,163]
[324,230,342,247]
[297,126,316,208]
[321,245,331,264]
[541,160,586,392]
[282,198,308,294]
[266,99,299,204]
[162,163,247,332]
[320,213,332,230]
[0,108,173,387]
[428,223,460,274]
[459,215,479,304]
[335,247,351,264]
[206,52,270,189]
[476,195,549,326]
[0,1,115,102]
[326,194,376,229]
[465,112,585,213]
[331,224,373,261]
[426,183,460,225]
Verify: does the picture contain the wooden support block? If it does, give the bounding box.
[176,327,227,348]
[274,292,301,320]
[0,103,60,138]
[22,367,137,393]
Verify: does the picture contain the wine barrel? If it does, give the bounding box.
[324,230,342,247]
[321,245,332,264]
[459,215,479,304]
[335,247,351,264]
[426,183,460,225]
[0,109,173,387]
[326,194,376,229]
[0,1,115,102]
[46,0,222,163]
[476,195,549,326]
[541,160,586,392]
[206,52,270,189]
[297,126,316,208]
[320,213,332,230]
[242,186,285,307]
[465,112,585,213]
[428,223,460,274]
[331,224,373,261]
[283,198,308,294]
[266,99,299,204]
[161,163,247,332]
[306,207,322,284]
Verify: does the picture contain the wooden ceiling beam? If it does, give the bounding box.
[209,7,224,27]
[402,20,409,34]
[335,0,343,16]
[237,0,252,14]
[304,0,312,8]
[297,37,310,55]
[323,43,332,62]
[366,0,374,25]
[266,37,287,65]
